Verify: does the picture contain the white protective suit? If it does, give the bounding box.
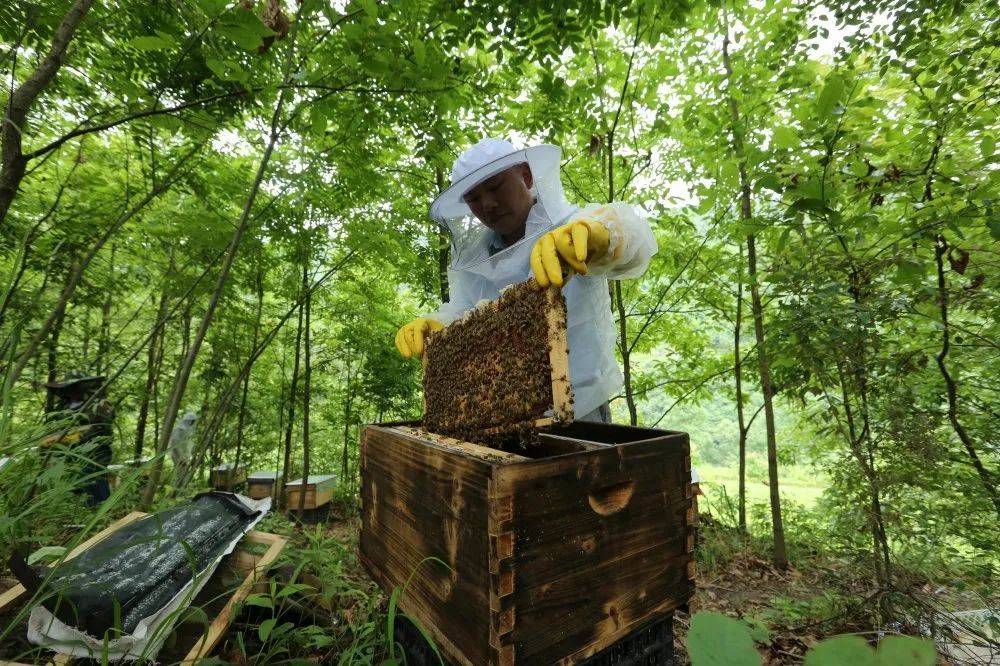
[168,411,197,470]
[427,141,657,419]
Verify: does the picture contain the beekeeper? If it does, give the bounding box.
[168,411,197,477]
[394,138,657,423]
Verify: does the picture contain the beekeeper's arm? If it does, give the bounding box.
[530,202,657,288]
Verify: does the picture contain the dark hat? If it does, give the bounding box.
[44,373,106,390]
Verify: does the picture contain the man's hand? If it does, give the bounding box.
[530,218,610,287]
[394,317,444,359]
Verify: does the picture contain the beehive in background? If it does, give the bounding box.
[422,280,572,441]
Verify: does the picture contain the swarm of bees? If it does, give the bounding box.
[422,280,573,449]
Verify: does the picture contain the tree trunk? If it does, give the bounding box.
[180,304,192,362]
[140,19,301,510]
[298,261,312,514]
[96,243,116,374]
[605,128,637,426]
[836,363,892,589]
[281,299,304,509]
[342,357,354,481]
[234,267,265,473]
[722,23,787,568]
[434,166,450,303]
[135,261,172,462]
[44,297,67,413]
[747,235,787,568]
[151,327,164,459]
[614,281,637,425]
[734,242,748,533]
[934,234,1000,518]
[0,0,94,227]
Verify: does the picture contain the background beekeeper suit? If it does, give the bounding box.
[395,138,657,421]
[168,411,197,475]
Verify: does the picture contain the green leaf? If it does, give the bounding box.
[788,198,831,216]
[412,39,425,66]
[981,135,996,160]
[687,612,761,666]
[243,593,274,609]
[275,582,314,598]
[818,75,845,118]
[360,0,377,21]
[196,0,229,15]
[772,126,801,149]
[182,606,210,625]
[310,110,327,139]
[876,636,937,665]
[27,546,66,565]
[128,35,175,51]
[775,227,791,255]
[895,259,925,285]
[386,586,401,657]
[987,214,1000,241]
[218,11,274,51]
[850,158,869,178]
[206,58,247,82]
[258,617,277,642]
[720,161,739,188]
[804,636,877,666]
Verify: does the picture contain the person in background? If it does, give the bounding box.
[42,374,115,506]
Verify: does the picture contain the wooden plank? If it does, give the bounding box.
[182,531,287,664]
[494,434,694,664]
[285,474,337,487]
[544,287,572,423]
[389,426,530,463]
[535,432,609,456]
[360,426,493,666]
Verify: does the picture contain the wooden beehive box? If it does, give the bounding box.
[362,281,695,664]
[209,463,246,491]
[284,474,337,510]
[246,470,283,500]
[0,512,286,665]
[360,422,694,665]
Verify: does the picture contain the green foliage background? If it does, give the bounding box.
[0,0,997,617]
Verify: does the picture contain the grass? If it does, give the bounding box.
[697,463,827,510]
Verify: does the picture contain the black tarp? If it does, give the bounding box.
[9,492,260,639]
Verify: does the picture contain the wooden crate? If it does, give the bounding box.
[106,458,153,490]
[0,512,286,665]
[209,464,246,491]
[360,421,696,666]
[246,470,283,500]
[285,474,337,509]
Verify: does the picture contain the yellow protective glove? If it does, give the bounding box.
[530,218,611,287]
[394,317,444,359]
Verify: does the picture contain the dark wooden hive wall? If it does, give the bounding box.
[360,426,493,666]
[491,430,695,664]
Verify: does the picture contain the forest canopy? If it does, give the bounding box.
[0,0,998,661]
